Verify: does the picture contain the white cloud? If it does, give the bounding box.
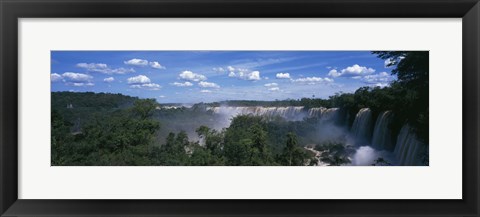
[130,83,161,90]
[198,81,220,88]
[264,83,278,87]
[124,58,148,66]
[269,87,280,91]
[140,83,161,90]
[171,81,193,87]
[127,75,151,84]
[158,95,166,98]
[247,71,261,80]
[126,75,160,90]
[292,76,334,85]
[103,77,115,83]
[149,61,166,69]
[51,73,62,82]
[179,71,207,82]
[341,64,375,75]
[124,59,166,69]
[229,70,261,81]
[327,64,375,78]
[62,72,93,82]
[76,63,108,70]
[361,72,395,87]
[227,66,235,71]
[71,82,94,87]
[384,59,394,68]
[77,63,135,74]
[276,73,291,79]
[52,72,95,86]
[200,89,212,93]
[213,67,225,72]
[384,56,405,68]
[327,69,341,77]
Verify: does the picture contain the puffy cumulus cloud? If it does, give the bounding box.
[200,89,212,93]
[62,72,93,82]
[127,75,161,90]
[103,77,115,83]
[127,75,151,84]
[264,83,278,87]
[327,69,341,77]
[247,71,261,80]
[328,64,375,77]
[124,58,148,66]
[276,73,291,79]
[171,81,193,87]
[51,72,95,86]
[149,61,166,69]
[269,87,280,91]
[198,81,220,88]
[179,71,207,82]
[229,70,261,81]
[341,64,375,76]
[225,66,260,81]
[77,63,135,74]
[292,76,334,85]
[124,59,166,69]
[51,73,62,82]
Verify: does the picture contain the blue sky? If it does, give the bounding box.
[51,51,397,103]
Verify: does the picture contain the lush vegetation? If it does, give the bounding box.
[51,51,428,166]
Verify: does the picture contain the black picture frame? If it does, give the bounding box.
[1,0,479,216]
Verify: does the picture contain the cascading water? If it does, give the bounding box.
[350,108,373,145]
[308,107,326,118]
[371,111,394,151]
[205,106,307,121]
[320,108,341,125]
[394,124,426,166]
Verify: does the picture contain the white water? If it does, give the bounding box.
[206,106,307,121]
[350,108,373,145]
[308,107,327,118]
[394,124,425,166]
[371,111,394,151]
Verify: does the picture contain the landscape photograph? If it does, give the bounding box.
[51,51,428,166]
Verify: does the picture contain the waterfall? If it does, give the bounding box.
[319,108,341,125]
[308,107,327,118]
[371,111,394,151]
[205,106,307,121]
[350,108,373,145]
[394,124,426,166]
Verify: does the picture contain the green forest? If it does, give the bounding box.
[51,51,428,166]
